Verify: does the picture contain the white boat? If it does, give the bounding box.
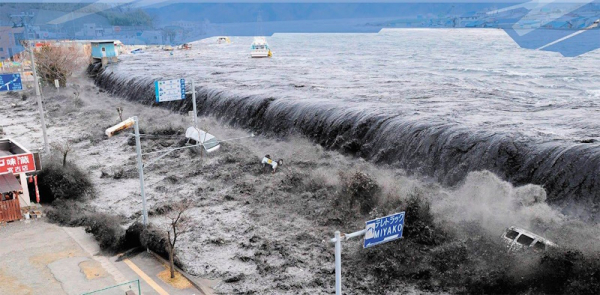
[217,36,231,44]
[185,127,220,154]
[250,37,272,58]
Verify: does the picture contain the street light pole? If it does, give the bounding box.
[133,116,148,225]
[107,115,254,227]
[29,41,49,154]
[330,229,367,295]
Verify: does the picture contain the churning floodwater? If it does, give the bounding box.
[94,29,600,215]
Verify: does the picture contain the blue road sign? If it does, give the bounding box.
[364,212,405,248]
[0,73,23,92]
[154,78,186,102]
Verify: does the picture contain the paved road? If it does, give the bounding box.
[0,219,205,295]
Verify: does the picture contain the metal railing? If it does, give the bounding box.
[81,279,141,295]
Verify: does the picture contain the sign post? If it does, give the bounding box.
[191,79,197,128]
[334,231,342,294]
[329,212,405,295]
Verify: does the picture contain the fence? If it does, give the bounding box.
[81,279,141,295]
[0,199,22,222]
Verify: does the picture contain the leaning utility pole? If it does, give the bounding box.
[13,11,50,153]
[29,42,50,154]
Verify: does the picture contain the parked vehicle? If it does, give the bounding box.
[501,226,557,252]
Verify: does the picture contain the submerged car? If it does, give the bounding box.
[501,226,558,252]
[185,126,220,154]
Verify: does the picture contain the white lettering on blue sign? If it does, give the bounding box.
[0,73,22,92]
[364,212,405,248]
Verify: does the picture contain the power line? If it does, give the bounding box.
[127,133,184,139]
[140,134,254,156]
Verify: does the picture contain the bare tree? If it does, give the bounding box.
[71,84,84,107]
[50,140,72,167]
[116,107,124,122]
[72,84,81,99]
[164,199,192,278]
[34,44,86,87]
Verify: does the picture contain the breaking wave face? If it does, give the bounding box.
[91,30,600,219]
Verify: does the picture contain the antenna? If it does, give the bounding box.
[256,10,264,36]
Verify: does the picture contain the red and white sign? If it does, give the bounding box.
[0,154,36,174]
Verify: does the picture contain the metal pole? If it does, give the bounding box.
[335,230,342,295]
[29,42,49,154]
[191,79,197,128]
[133,116,148,225]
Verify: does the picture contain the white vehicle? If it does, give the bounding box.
[250,37,272,58]
[501,226,557,252]
[261,155,283,173]
[185,127,220,154]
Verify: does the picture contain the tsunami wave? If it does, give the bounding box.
[90,63,600,218]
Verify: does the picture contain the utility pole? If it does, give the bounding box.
[10,12,50,154]
[13,12,49,153]
[29,42,49,154]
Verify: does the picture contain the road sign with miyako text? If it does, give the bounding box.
[364,212,405,248]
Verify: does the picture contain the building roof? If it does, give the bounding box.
[0,173,21,193]
[0,138,31,157]
[91,40,117,44]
